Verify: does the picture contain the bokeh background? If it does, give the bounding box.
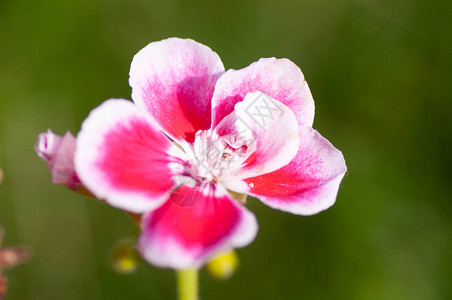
[1,0,451,299]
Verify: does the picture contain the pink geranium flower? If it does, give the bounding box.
[36,38,346,269]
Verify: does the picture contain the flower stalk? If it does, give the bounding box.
[176,269,198,300]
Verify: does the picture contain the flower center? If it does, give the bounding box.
[183,130,248,184]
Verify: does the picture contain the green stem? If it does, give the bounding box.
[176,269,198,300]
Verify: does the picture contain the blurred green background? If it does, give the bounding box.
[1,0,451,299]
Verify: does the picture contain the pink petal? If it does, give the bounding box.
[215,92,300,191]
[211,57,314,129]
[75,99,183,213]
[138,184,258,269]
[35,130,80,190]
[129,38,225,143]
[245,126,346,215]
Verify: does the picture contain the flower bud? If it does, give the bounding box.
[35,130,64,162]
[0,276,7,299]
[0,227,31,300]
[110,239,139,274]
[206,250,238,280]
[35,130,81,191]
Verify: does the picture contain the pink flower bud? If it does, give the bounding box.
[35,130,81,190]
[35,130,63,162]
